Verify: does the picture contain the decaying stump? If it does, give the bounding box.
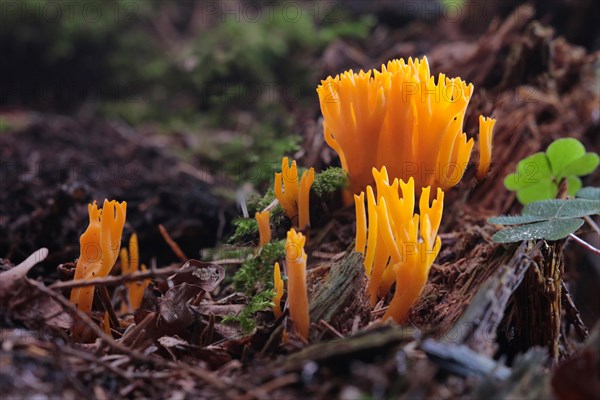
[441,238,577,363]
[308,251,370,339]
[501,241,565,361]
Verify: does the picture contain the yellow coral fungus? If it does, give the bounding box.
[317,57,495,195]
[477,116,497,179]
[273,261,284,318]
[255,210,271,246]
[285,228,309,339]
[120,233,150,312]
[355,167,444,322]
[274,157,315,230]
[70,200,126,340]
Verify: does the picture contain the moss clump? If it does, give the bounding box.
[312,167,348,198]
[229,168,347,243]
[229,218,260,244]
[229,188,288,244]
[233,240,286,295]
[222,289,275,333]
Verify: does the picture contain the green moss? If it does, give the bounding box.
[312,167,348,198]
[254,189,277,213]
[233,240,286,295]
[222,289,275,333]
[230,187,289,244]
[229,218,260,244]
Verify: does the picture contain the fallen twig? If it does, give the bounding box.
[30,279,232,392]
[98,286,121,329]
[49,265,180,290]
[159,224,188,262]
[30,279,154,360]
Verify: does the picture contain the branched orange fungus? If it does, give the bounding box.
[317,57,496,194]
[70,200,127,317]
[355,167,444,323]
[273,262,284,318]
[476,116,497,179]
[274,157,315,230]
[285,229,309,339]
[256,210,272,246]
[120,233,150,312]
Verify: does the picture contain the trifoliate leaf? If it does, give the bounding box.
[504,138,599,206]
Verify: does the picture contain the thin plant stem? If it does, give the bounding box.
[569,234,600,256]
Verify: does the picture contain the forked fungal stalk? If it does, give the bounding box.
[274,157,315,230]
[355,167,444,323]
[70,199,127,340]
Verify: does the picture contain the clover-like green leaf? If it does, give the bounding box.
[504,138,599,205]
[546,138,586,176]
[577,187,600,200]
[504,152,551,190]
[515,179,557,205]
[566,176,582,197]
[488,214,548,225]
[489,197,600,243]
[561,153,600,178]
[491,219,584,243]
[522,198,600,219]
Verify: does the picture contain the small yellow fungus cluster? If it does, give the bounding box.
[120,233,150,312]
[274,157,315,230]
[355,167,443,323]
[70,200,127,340]
[317,57,496,194]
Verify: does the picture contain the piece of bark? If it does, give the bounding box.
[502,240,565,361]
[308,252,370,339]
[421,339,511,380]
[442,242,532,354]
[276,324,416,373]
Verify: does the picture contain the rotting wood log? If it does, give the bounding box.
[442,240,573,363]
[308,251,370,340]
[441,242,531,354]
[503,240,565,362]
